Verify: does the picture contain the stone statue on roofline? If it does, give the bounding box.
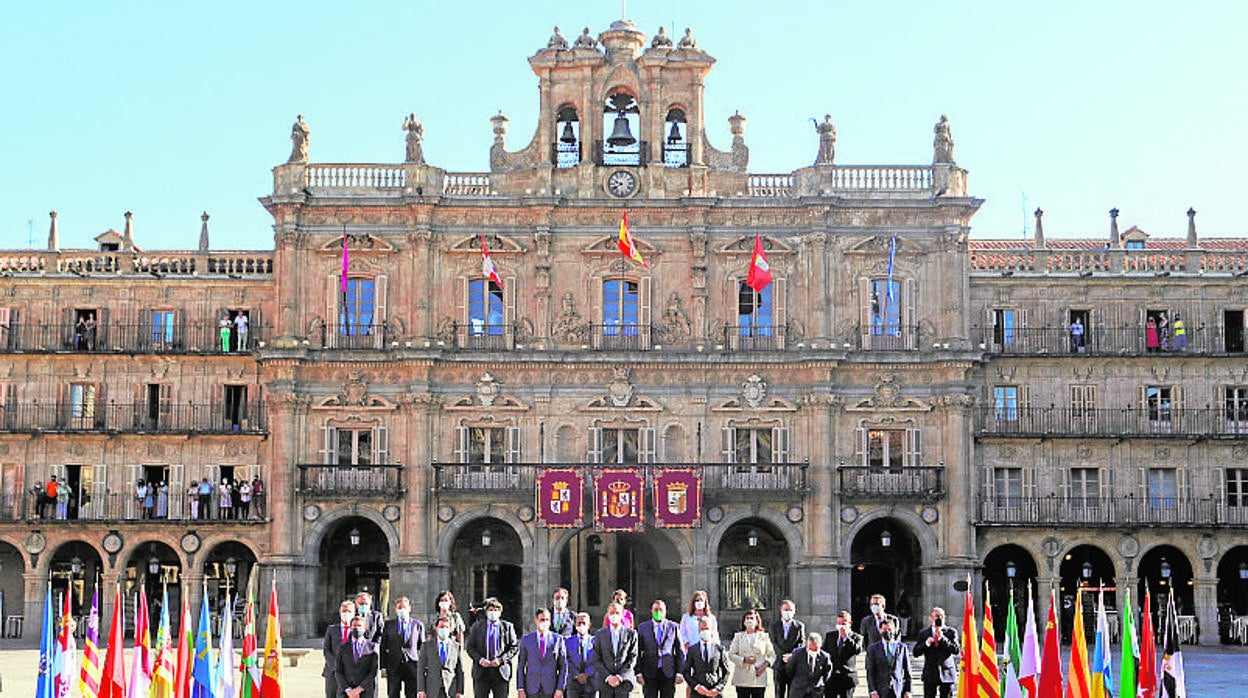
[813,114,836,165]
[547,26,568,50]
[677,27,697,49]
[933,114,955,164]
[403,113,425,164]
[289,115,310,164]
[651,26,673,48]
[573,27,599,50]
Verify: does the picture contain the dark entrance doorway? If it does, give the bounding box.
[850,519,921,637]
[557,529,681,625]
[717,519,790,626]
[452,518,523,626]
[318,517,390,630]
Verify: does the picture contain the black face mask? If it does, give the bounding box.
[880,631,893,642]
[353,629,364,639]
[933,617,943,627]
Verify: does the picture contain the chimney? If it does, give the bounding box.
[122,211,135,250]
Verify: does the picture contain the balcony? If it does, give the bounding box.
[0,322,264,354]
[432,462,807,499]
[445,322,515,350]
[297,464,403,499]
[974,326,1236,356]
[2,489,266,523]
[317,323,390,350]
[976,406,1248,439]
[975,496,1248,527]
[722,325,788,351]
[837,465,946,501]
[0,402,265,434]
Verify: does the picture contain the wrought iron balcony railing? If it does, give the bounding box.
[973,326,1233,356]
[432,462,807,494]
[318,323,390,350]
[0,402,265,434]
[0,322,264,354]
[837,465,946,501]
[975,495,1248,527]
[2,489,267,523]
[976,406,1248,438]
[297,463,404,498]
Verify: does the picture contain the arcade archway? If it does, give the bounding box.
[318,517,391,629]
[557,528,682,625]
[124,541,183,634]
[48,541,104,616]
[984,544,1039,633]
[717,519,790,625]
[1137,545,1194,615]
[850,518,922,635]
[452,517,523,626]
[1058,544,1115,641]
[1216,545,1248,642]
[202,541,258,615]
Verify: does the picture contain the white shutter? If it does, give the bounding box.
[639,276,652,348]
[904,277,918,350]
[505,277,517,344]
[859,277,872,348]
[771,426,790,464]
[720,427,736,463]
[126,464,142,519]
[1100,468,1115,499]
[375,425,389,464]
[83,464,105,520]
[1176,467,1189,500]
[588,426,603,463]
[855,426,867,466]
[374,274,388,349]
[326,274,339,348]
[774,277,787,349]
[906,428,922,466]
[1137,467,1148,499]
[982,466,994,496]
[640,427,656,464]
[168,464,184,519]
[0,307,10,349]
[1023,466,1036,498]
[506,426,522,464]
[322,426,338,465]
[455,426,469,464]
[1059,467,1071,498]
[456,276,469,344]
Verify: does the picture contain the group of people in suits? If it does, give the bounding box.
[320,588,962,698]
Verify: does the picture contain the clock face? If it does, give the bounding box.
[607,170,637,197]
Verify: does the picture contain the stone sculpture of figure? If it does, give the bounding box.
[288,115,309,164]
[933,114,955,164]
[547,26,568,50]
[677,27,697,49]
[651,26,673,48]
[573,27,598,50]
[403,113,425,164]
[814,114,836,165]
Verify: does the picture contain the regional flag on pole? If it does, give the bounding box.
[481,233,504,288]
[37,584,55,698]
[54,589,77,698]
[191,590,215,698]
[240,574,261,698]
[1091,590,1113,698]
[261,580,285,698]
[745,235,772,292]
[1020,585,1041,698]
[175,591,194,698]
[1159,591,1186,698]
[99,583,126,698]
[152,586,176,698]
[216,594,236,698]
[1066,590,1092,698]
[1036,590,1063,698]
[1139,590,1157,698]
[1003,589,1023,698]
[617,212,647,268]
[980,589,1000,698]
[960,578,980,698]
[129,589,153,698]
[80,587,102,698]
[1119,588,1138,698]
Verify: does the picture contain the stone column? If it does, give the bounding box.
[1194,577,1218,645]
[22,570,45,648]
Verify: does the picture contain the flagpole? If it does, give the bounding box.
[341,226,350,338]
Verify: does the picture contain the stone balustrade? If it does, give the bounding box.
[304,164,406,189]
[829,165,934,191]
[442,173,494,196]
[971,246,1248,276]
[0,250,273,278]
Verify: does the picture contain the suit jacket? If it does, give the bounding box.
[681,641,730,694]
[911,625,959,684]
[769,618,806,678]
[786,647,831,698]
[864,640,912,698]
[823,630,863,690]
[361,609,386,644]
[551,608,577,637]
[336,640,381,698]
[417,638,465,698]
[858,613,901,647]
[565,633,595,684]
[590,626,638,691]
[466,618,520,682]
[380,617,425,671]
[516,631,568,696]
[324,623,353,678]
[636,619,684,681]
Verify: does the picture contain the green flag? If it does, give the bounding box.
[1006,588,1022,680]
[1119,588,1137,698]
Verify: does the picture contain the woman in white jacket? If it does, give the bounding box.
[727,609,775,698]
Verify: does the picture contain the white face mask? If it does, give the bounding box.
[781,610,794,621]
[608,614,623,627]
[576,624,590,635]
[693,601,706,611]
[487,610,501,623]
[396,608,410,621]
[870,604,882,615]
[437,627,451,639]
[554,598,566,609]
[439,601,452,611]
[537,621,551,633]
[340,612,355,624]
[744,619,757,630]
[699,629,714,642]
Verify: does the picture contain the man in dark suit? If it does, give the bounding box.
[682,616,730,698]
[768,599,805,698]
[591,602,638,698]
[787,633,831,698]
[636,600,684,698]
[337,614,381,698]
[465,598,519,698]
[551,588,577,638]
[565,613,596,698]
[325,600,358,698]
[357,591,386,644]
[859,594,902,647]
[824,612,863,698]
[381,596,425,698]
[517,607,568,698]
[417,616,464,698]
[864,619,912,698]
[910,607,959,698]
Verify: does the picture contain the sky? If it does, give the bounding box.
[2,1,1245,251]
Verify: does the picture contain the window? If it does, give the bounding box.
[144,384,171,430]
[603,280,639,331]
[1069,468,1100,508]
[468,279,505,337]
[602,92,641,166]
[554,105,580,169]
[467,427,505,464]
[1145,386,1172,423]
[340,278,376,336]
[856,427,920,468]
[737,283,773,337]
[870,279,902,337]
[224,385,248,431]
[1148,468,1178,508]
[69,383,97,428]
[326,427,380,466]
[1125,240,1145,250]
[1071,385,1097,425]
[994,467,1023,504]
[663,108,688,168]
[150,310,175,348]
[1226,387,1248,433]
[590,426,655,464]
[992,309,1016,346]
[994,386,1019,424]
[1226,469,1248,507]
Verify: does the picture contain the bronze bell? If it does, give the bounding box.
[607,112,636,147]
[667,121,682,144]
[560,121,577,144]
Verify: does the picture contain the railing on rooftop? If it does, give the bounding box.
[0,250,273,277]
[746,166,935,198]
[305,164,406,189]
[971,246,1248,275]
[443,173,493,196]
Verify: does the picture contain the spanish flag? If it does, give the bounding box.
[960,579,980,698]
[617,212,647,268]
[260,580,284,698]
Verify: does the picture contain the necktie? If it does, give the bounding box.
[783,622,790,640]
[582,640,589,663]
[702,643,708,662]
[613,630,619,655]
[809,653,815,673]
[342,626,348,643]
[440,642,448,665]
[402,621,409,644]
[488,624,496,659]
[355,642,363,660]
[554,614,562,632]
[540,633,546,658]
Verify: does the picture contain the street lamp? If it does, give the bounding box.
[71,557,83,576]
[1006,561,1017,579]
[224,557,237,602]
[1081,562,1093,580]
[349,527,361,546]
[1160,560,1172,580]
[1239,562,1248,580]
[481,529,492,547]
[747,530,759,548]
[148,557,160,575]
[880,530,892,548]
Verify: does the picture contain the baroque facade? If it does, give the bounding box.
[1,19,1246,646]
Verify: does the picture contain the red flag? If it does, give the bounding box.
[1037,590,1064,698]
[174,592,193,698]
[980,589,1000,698]
[745,235,772,292]
[960,580,980,698]
[617,212,647,268]
[1139,589,1157,698]
[98,584,126,698]
[481,233,504,289]
[260,580,284,698]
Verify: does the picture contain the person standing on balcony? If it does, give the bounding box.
[1173,314,1186,351]
[219,478,233,519]
[1146,316,1160,352]
[251,476,265,519]
[156,482,168,518]
[233,312,249,351]
[188,479,200,519]
[198,478,213,519]
[219,316,232,352]
[143,480,156,519]
[56,478,72,520]
[135,480,149,519]
[84,313,97,350]
[238,480,252,519]
[43,477,58,518]
[1069,317,1084,353]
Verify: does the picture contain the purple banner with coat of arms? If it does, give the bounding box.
[653,468,702,528]
[536,468,584,528]
[593,468,644,532]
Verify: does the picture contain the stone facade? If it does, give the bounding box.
[0,21,1245,647]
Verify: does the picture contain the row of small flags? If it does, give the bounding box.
[961,581,1186,698]
[37,572,285,698]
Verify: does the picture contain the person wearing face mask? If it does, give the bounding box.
[786,633,831,698]
[358,591,385,644]
[679,591,718,651]
[432,590,467,645]
[417,616,464,698]
[768,599,805,698]
[517,608,569,698]
[600,590,634,629]
[381,597,426,698]
[824,611,863,698]
[591,601,638,698]
[551,588,576,638]
[565,613,596,698]
[727,609,775,698]
[859,594,901,647]
[682,616,730,698]
[637,599,684,698]
[466,598,519,698]
[910,607,958,698]
[337,614,381,698]
[325,600,359,698]
[864,619,912,698]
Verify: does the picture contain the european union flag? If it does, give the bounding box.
[36,584,55,698]
[191,593,216,698]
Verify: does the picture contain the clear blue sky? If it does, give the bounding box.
[2,1,1244,250]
